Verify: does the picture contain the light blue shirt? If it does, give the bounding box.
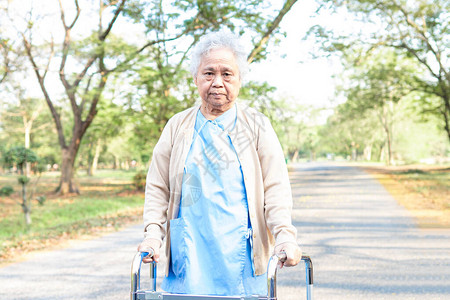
[162,104,267,296]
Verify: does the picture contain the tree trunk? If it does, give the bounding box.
[292,150,299,162]
[379,145,385,162]
[113,156,119,169]
[386,130,393,166]
[92,140,101,175]
[87,142,94,176]
[364,145,372,161]
[21,182,31,225]
[442,93,450,143]
[384,123,393,166]
[351,147,357,161]
[56,147,79,194]
[380,105,394,166]
[87,162,93,176]
[25,125,32,175]
[309,151,316,161]
[23,203,31,226]
[87,140,101,176]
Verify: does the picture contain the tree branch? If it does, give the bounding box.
[394,3,448,80]
[79,74,94,115]
[107,27,197,75]
[0,39,10,84]
[81,74,108,135]
[58,0,80,30]
[42,36,55,79]
[22,34,66,148]
[247,0,298,64]
[384,8,440,80]
[58,0,80,100]
[99,0,126,41]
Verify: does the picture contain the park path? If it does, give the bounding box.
[0,162,449,299]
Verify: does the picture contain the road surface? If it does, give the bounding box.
[1,162,449,299]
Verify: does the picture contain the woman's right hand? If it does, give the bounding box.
[138,238,161,263]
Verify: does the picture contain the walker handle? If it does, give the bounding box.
[131,252,157,300]
[267,252,313,300]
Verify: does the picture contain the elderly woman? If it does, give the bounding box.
[138,30,301,296]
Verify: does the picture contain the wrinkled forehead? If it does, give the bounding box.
[199,47,239,69]
[201,47,237,61]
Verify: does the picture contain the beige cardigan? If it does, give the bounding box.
[143,102,297,276]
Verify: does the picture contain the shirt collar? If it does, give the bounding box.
[197,103,237,132]
[213,103,237,132]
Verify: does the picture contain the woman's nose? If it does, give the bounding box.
[212,75,224,87]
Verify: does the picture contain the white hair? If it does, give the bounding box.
[190,30,249,80]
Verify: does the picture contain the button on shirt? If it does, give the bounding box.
[161,104,267,296]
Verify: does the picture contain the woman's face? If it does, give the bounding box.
[194,48,241,111]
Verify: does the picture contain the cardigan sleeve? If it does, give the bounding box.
[143,117,174,243]
[256,116,298,246]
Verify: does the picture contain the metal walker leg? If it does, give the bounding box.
[132,252,313,300]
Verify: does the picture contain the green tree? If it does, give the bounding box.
[78,100,125,175]
[4,0,132,194]
[3,147,43,225]
[340,50,417,164]
[321,100,385,161]
[0,96,49,158]
[0,37,10,84]
[105,127,142,170]
[308,0,450,142]
[120,0,299,160]
[1,0,298,195]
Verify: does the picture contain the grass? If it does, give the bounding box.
[0,169,145,264]
[361,164,450,228]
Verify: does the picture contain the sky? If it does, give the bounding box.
[247,0,344,118]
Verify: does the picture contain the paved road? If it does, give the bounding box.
[1,163,449,299]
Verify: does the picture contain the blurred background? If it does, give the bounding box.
[0,0,448,264]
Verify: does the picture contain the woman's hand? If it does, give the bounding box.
[274,242,302,268]
[138,238,161,263]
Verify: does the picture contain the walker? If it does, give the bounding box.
[131,251,313,300]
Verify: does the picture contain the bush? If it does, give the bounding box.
[133,171,147,191]
[0,186,14,197]
[36,195,46,206]
[18,175,31,185]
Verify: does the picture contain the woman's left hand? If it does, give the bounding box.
[274,242,302,268]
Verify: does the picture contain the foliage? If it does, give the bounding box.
[0,96,58,170]
[320,94,449,163]
[78,99,126,174]
[3,147,38,174]
[118,1,298,163]
[36,195,46,206]
[319,105,383,160]
[240,80,332,160]
[2,147,44,225]
[0,185,14,196]
[307,0,450,142]
[133,171,147,191]
[336,49,420,164]
[0,0,297,194]
[240,81,279,123]
[18,175,30,185]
